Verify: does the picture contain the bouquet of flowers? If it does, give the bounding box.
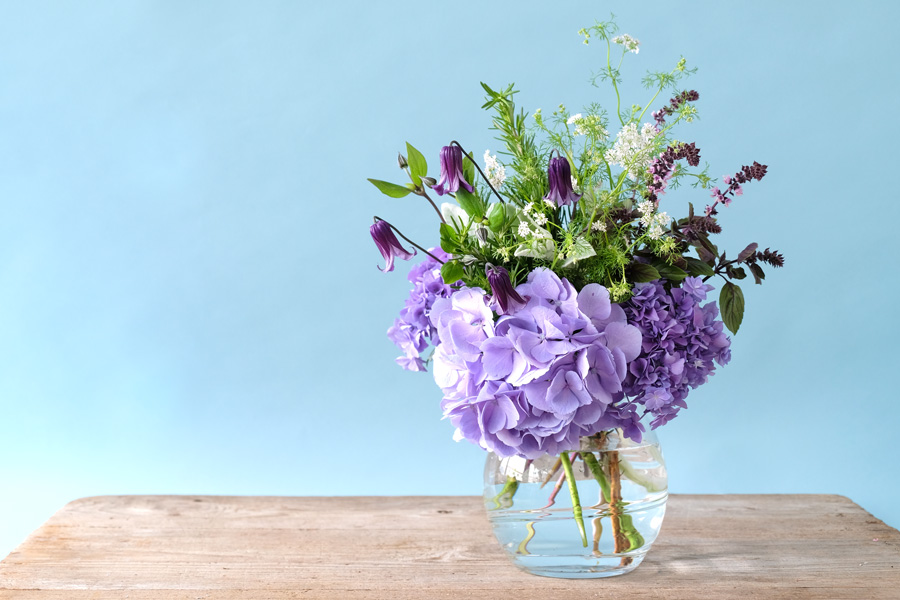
[367,18,784,574]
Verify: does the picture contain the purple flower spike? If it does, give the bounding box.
[433,145,474,196]
[370,219,416,272]
[486,264,525,314]
[543,156,581,207]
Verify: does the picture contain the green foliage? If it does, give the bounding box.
[405,142,427,186]
[720,282,745,335]
[456,187,485,219]
[368,178,412,198]
[367,14,779,337]
[440,260,465,285]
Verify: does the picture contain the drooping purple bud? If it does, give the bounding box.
[370,219,416,272]
[486,264,525,314]
[433,145,474,196]
[543,156,581,207]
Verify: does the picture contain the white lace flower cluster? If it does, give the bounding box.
[483,150,506,189]
[612,34,640,54]
[518,202,550,239]
[566,113,607,138]
[605,123,658,179]
[637,200,671,240]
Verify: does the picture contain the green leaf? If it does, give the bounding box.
[367,178,412,198]
[720,282,745,335]
[462,151,476,187]
[684,257,715,277]
[652,261,688,283]
[440,260,465,284]
[487,203,506,232]
[629,262,661,283]
[456,187,485,219]
[406,142,427,186]
[559,237,597,268]
[439,223,460,254]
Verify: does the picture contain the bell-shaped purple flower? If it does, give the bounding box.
[433,145,474,196]
[543,156,581,207]
[370,219,416,272]
[486,264,525,315]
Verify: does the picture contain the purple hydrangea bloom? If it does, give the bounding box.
[431,268,645,458]
[621,277,731,429]
[544,156,581,208]
[387,249,455,371]
[433,145,474,196]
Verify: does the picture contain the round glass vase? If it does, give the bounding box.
[483,428,668,579]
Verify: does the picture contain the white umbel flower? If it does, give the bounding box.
[533,213,548,226]
[517,222,532,238]
[605,123,658,179]
[483,150,506,189]
[591,221,607,232]
[612,34,640,54]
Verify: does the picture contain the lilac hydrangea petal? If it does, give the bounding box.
[603,321,642,361]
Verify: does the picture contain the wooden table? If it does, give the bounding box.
[0,494,897,599]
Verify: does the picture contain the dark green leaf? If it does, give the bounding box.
[629,262,661,283]
[749,263,766,285]
[456,188,485,219]
[439,223,460,254]
[720,282,745,335]
[652,261,688,282]
[487,203,507,232]
[405,142,427,186]
[684,257,715,277]
[440,260,465,284]
[737,242,758,263]
[367,178,412,198]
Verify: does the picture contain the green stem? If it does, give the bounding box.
[491,476,519,510]
[516,521,537,555]
[581,452,611,503]
[560,452,587,548]
[606,39,625,126]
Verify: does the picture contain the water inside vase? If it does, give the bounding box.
[484,440,668,579]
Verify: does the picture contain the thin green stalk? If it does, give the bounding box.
[606,39,624,126]
[581,452,611,503]
[560,452,587,547]
[491,476,519,510]
[516,521,537,555]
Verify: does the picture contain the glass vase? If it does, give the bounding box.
[483,428,668,578]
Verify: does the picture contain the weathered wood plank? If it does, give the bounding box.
[1,494,897,599]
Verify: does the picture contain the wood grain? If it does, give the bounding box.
[1,494,897,599]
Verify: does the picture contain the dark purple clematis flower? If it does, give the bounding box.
[486,264,525,314]
[543,156,581,207]
[370,219,416,272]
[433,145,474,196]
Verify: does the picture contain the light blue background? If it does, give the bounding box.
[1,1,898,558]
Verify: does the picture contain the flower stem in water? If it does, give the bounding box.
[491,476,519,510]
[560,451,588,548]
